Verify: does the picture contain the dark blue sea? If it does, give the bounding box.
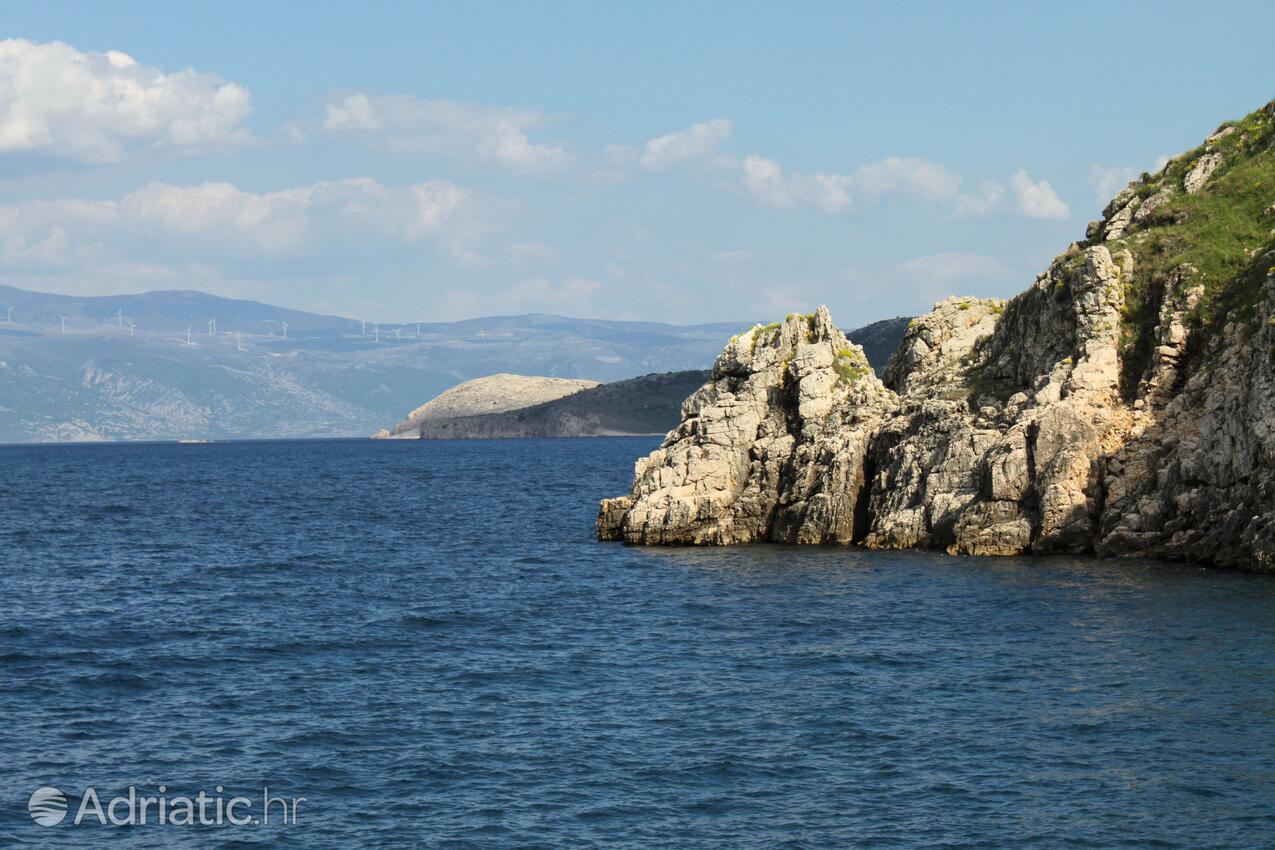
[2,437,1274,848]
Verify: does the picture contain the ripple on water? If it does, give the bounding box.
[2,437,1275,849]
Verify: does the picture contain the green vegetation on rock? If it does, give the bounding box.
[1096,101,1275,392]
[832,347,871,385]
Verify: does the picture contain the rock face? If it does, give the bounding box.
[600,99,1275,570]
[599,309,895,544]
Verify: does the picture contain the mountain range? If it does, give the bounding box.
[0,283,908,443]
[0,284,754,442]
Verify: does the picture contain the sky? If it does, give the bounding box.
[1,1,1272,326]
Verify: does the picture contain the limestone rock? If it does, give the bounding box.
[1133,187,1174,224]
[1184,152,1223,193]
[1103,197,1139,240]
[599,104,1275,570]
[601,307,896,544]
[599,261,1275,567]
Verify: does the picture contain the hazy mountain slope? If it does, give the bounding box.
[414,371,711,439]
[851,317,911,374]
[0,286,749,442]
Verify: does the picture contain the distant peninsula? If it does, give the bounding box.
[377,371,710,439]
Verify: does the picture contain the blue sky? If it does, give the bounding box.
[2,1,1272,325]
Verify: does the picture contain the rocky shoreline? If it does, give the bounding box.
[598,102,1275,570]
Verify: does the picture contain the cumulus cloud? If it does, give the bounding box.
[321,93,571,174]
[741,154,959,212]
[850,157,961,204]
[954,181,1007,217]
[1010,170,1070,220]
[0,178,480,265]
[640,118,732,171]
[742,155,851,211]
[0,38,252,162]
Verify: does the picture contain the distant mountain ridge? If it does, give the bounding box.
[0,285,751,443]
[0,284,910,443]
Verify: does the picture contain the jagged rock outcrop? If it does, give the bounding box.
[600,99,1275,570]
[599,309,896,544]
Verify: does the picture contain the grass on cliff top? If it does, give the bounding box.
[833,347,871,385]
[1096,101,1275,395]
[1104,103,1275,328]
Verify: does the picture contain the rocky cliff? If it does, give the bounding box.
[599,100,1275,570]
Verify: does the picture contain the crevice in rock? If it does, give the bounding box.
[1121,275,1167,402]
[852,450,877,544]
[1023,419,1042,542]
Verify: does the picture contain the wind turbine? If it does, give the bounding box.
[128,320,135,337]
[394,327,400,340]
[415,322,421,337]
[185,325,192,345]
[236,330,244,352]
[60,315,67,333]
[478,328,487,340]
[4,306,12,323]
[373,324,380,343]
[208,318,217,337]
[281,321,288,340]
[360,320,366,337]
[117,308,124,328]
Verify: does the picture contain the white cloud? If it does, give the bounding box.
[0,38,252,162]
[640,118,732,171]
[121,182,311,252]
[321,93,571,174]
[742,155,852,211]
[955,181,1006,217]
[1011,170,1070,220]
[323,93,381,132]
[850,157,960,204]
[741,154,958,213]
[0,178,480,264]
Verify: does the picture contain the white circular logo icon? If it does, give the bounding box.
[28,786,67,826]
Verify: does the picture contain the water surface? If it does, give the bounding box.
[2,437,1273,847]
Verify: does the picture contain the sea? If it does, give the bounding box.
[1,436,1273,848]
